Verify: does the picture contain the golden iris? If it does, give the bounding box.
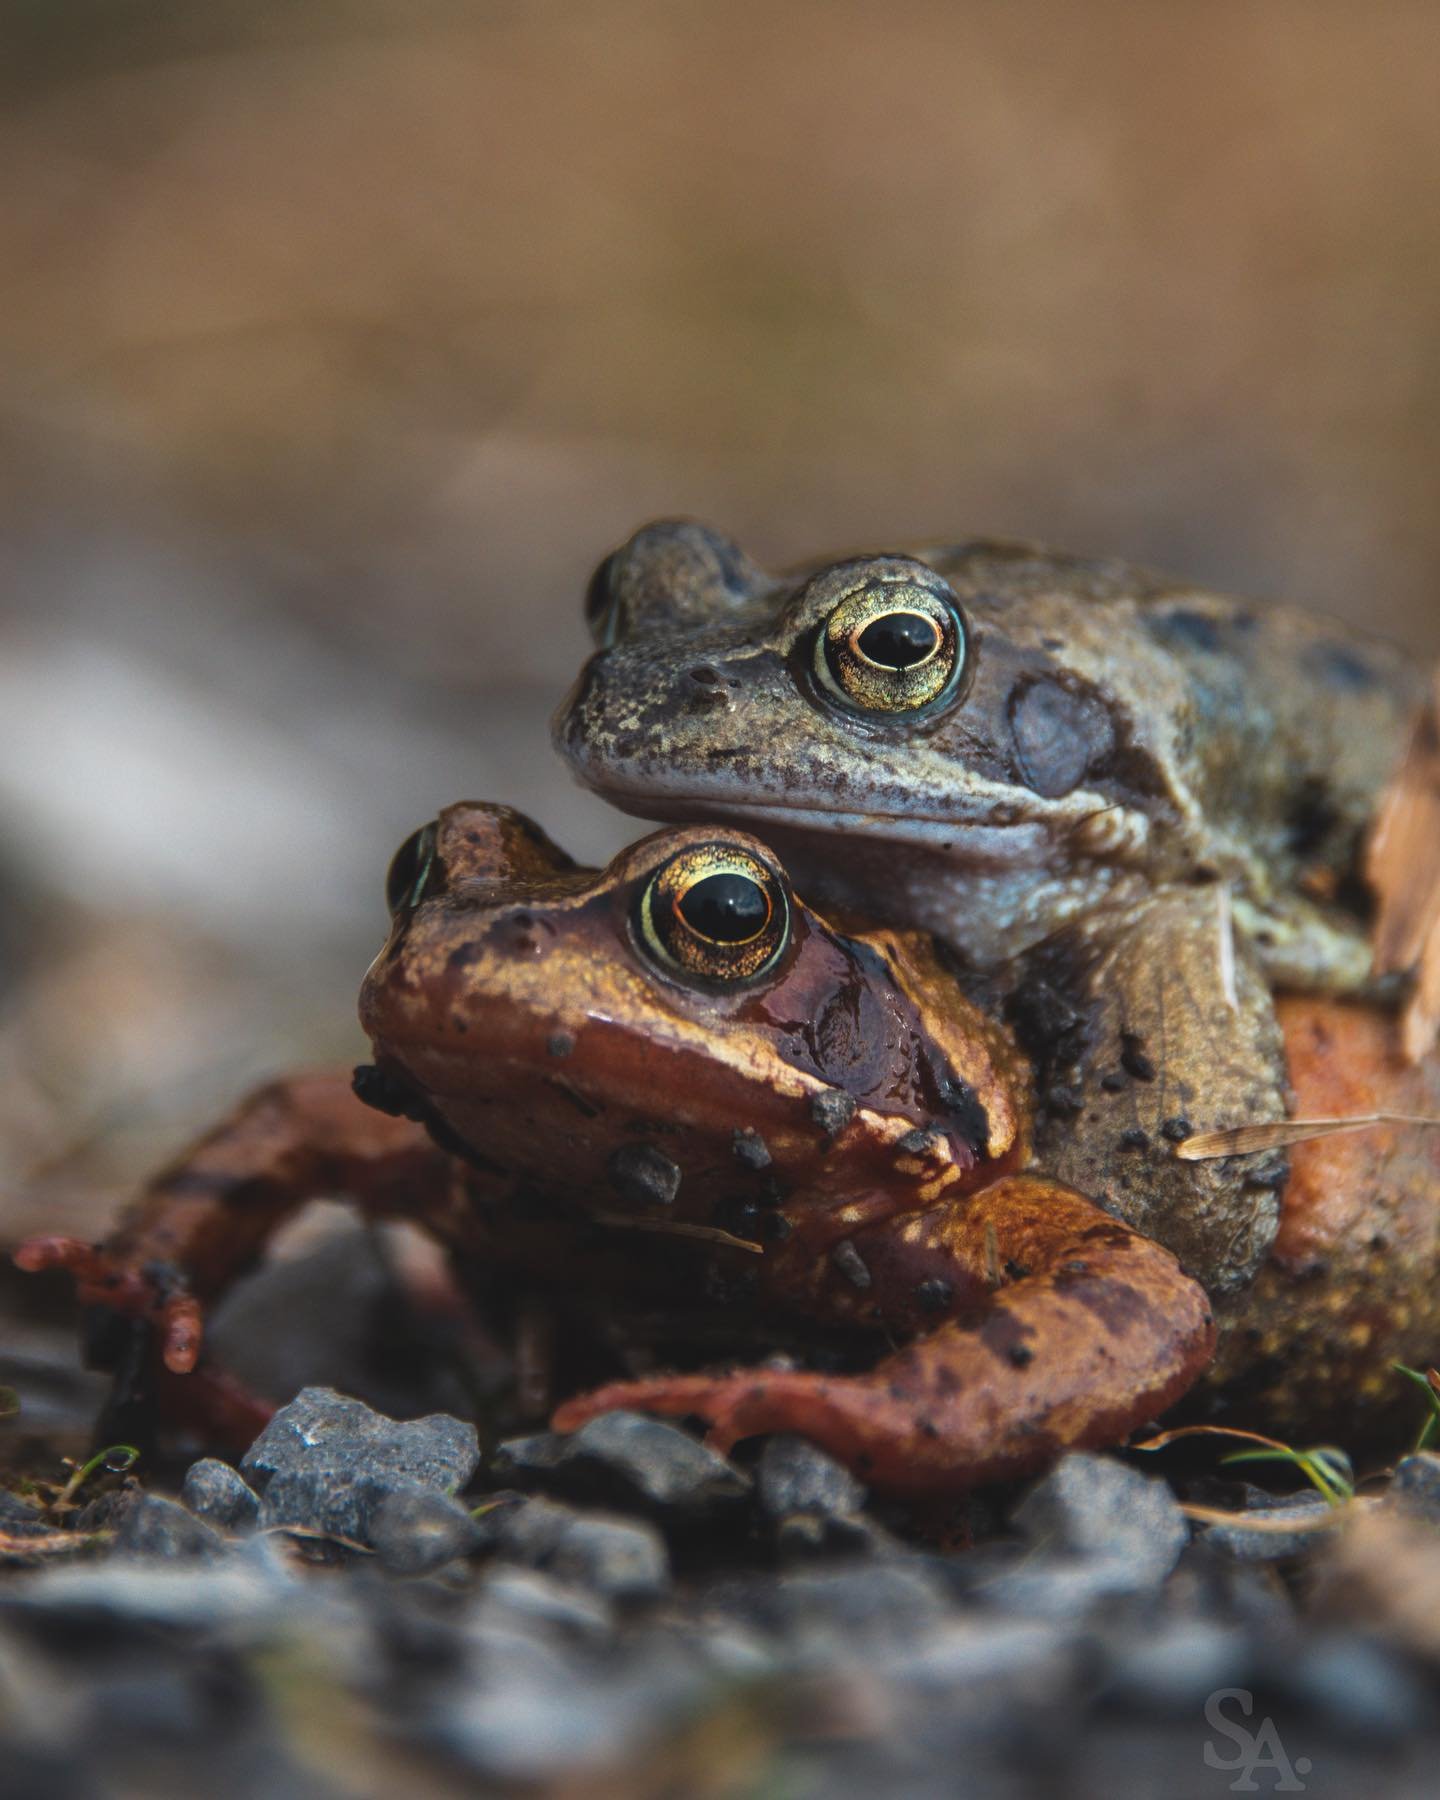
[637,844,790,984]
[814,576,967,714]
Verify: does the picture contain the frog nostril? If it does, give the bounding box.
[686,664,735,712]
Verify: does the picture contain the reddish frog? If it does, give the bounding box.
[19,807,1440,1487]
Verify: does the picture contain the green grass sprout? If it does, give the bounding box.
[51,1444,140,1512]
[1219,1443,1355,1507]
[1393,1363,1440,1453]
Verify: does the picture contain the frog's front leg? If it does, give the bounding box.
[1015,887,1289,1294]
[17,1070,450,1377]
[551,1177,1215,1494]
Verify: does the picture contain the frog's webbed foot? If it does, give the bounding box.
[14,1071,446,1448]
[16,1236,274,1455]
[15,1236,204,1372]
[552,1177,1215,1494]
[1014,888,1289,1294]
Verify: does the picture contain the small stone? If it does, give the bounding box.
[829,1239,872,1291]
[978,1553,1154,1620]
[72,1482,143,1535]
[1160,1116,1193,1143]
[756,1434,867,1521]
[1011,1453,1188,1584]
[1101,1618,1254,1712]
[179,1459,259,1532]
[1388,1452,1440,1523]
[0,1489,50,1539]
[240,1386,479,1496]
[606,1142,681,1207]
[1202,1490,1333,1562]
[774,1512,894,1561]
[1118,1128,1150,1152]
[493,1411,750,1522]
[768,1561,951,1638]
[478,1566,614,1639]
[731,1127,771,1171]
[371,1488,483,1575]
[810,1089,856,1136]
[493,1496,669,1601]
[896,1128,940,1156]
[258,1468,400,1545]
[1282,1630,1429,1737]
[115,1494,225,1562]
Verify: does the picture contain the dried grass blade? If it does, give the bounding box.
[1175,1112,1440,1160]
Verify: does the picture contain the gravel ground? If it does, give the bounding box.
[3,1360,1440,1800]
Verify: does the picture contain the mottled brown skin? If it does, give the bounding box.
[555,522,1423,1296]
[1204,998,1440,1443]
[19,803,1215,1495]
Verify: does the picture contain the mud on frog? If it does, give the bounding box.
[21,806,1440,1491]
[556,523,1424,1294]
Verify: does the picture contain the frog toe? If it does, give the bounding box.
[15,1234,205,1373]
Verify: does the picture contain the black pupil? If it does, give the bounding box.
[678,872,769,943]
[856,611,939,670]
[386,824,433,915]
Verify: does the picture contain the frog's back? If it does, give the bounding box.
[919,538,1420,916]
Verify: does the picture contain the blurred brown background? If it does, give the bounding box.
[1,0,1438,1249]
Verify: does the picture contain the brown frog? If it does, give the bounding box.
[19,806,1440,1487]
[555,523,1425,1296]
[21,803,1215,1494]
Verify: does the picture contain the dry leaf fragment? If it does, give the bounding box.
[1367,666,1440,1061]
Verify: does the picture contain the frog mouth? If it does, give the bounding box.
[592,782,1058,868]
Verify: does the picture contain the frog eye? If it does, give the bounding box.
[636,844,790,985]
[583,551,621,649]
[813,576,968,716]
[385,822,439,918]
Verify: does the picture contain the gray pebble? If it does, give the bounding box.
[1100,1618,1255,1713]
[179,1459,259,1532]
[476,1566,615,1639]
[0,1487,52,1541]
[756,1433,867,1520]
[774,1511,896,1561]
[1201,1491,1334,1563]
[241,1386,479,1496]
[115,1495,226,1562]
[370,1488,483,1576]
[738,1559,952,1640]
[1012,1453,1188,1584]
[1282,1630,1429,1738]
[492,1496,669,1601]
[493,1411,750,1521]
[1388,1452,1440,1523]
[977,1552,1155,1621]
[258,1467,399,1545]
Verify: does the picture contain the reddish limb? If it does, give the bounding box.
[552,1177,1216,1495]
[16,1070,448,1373]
